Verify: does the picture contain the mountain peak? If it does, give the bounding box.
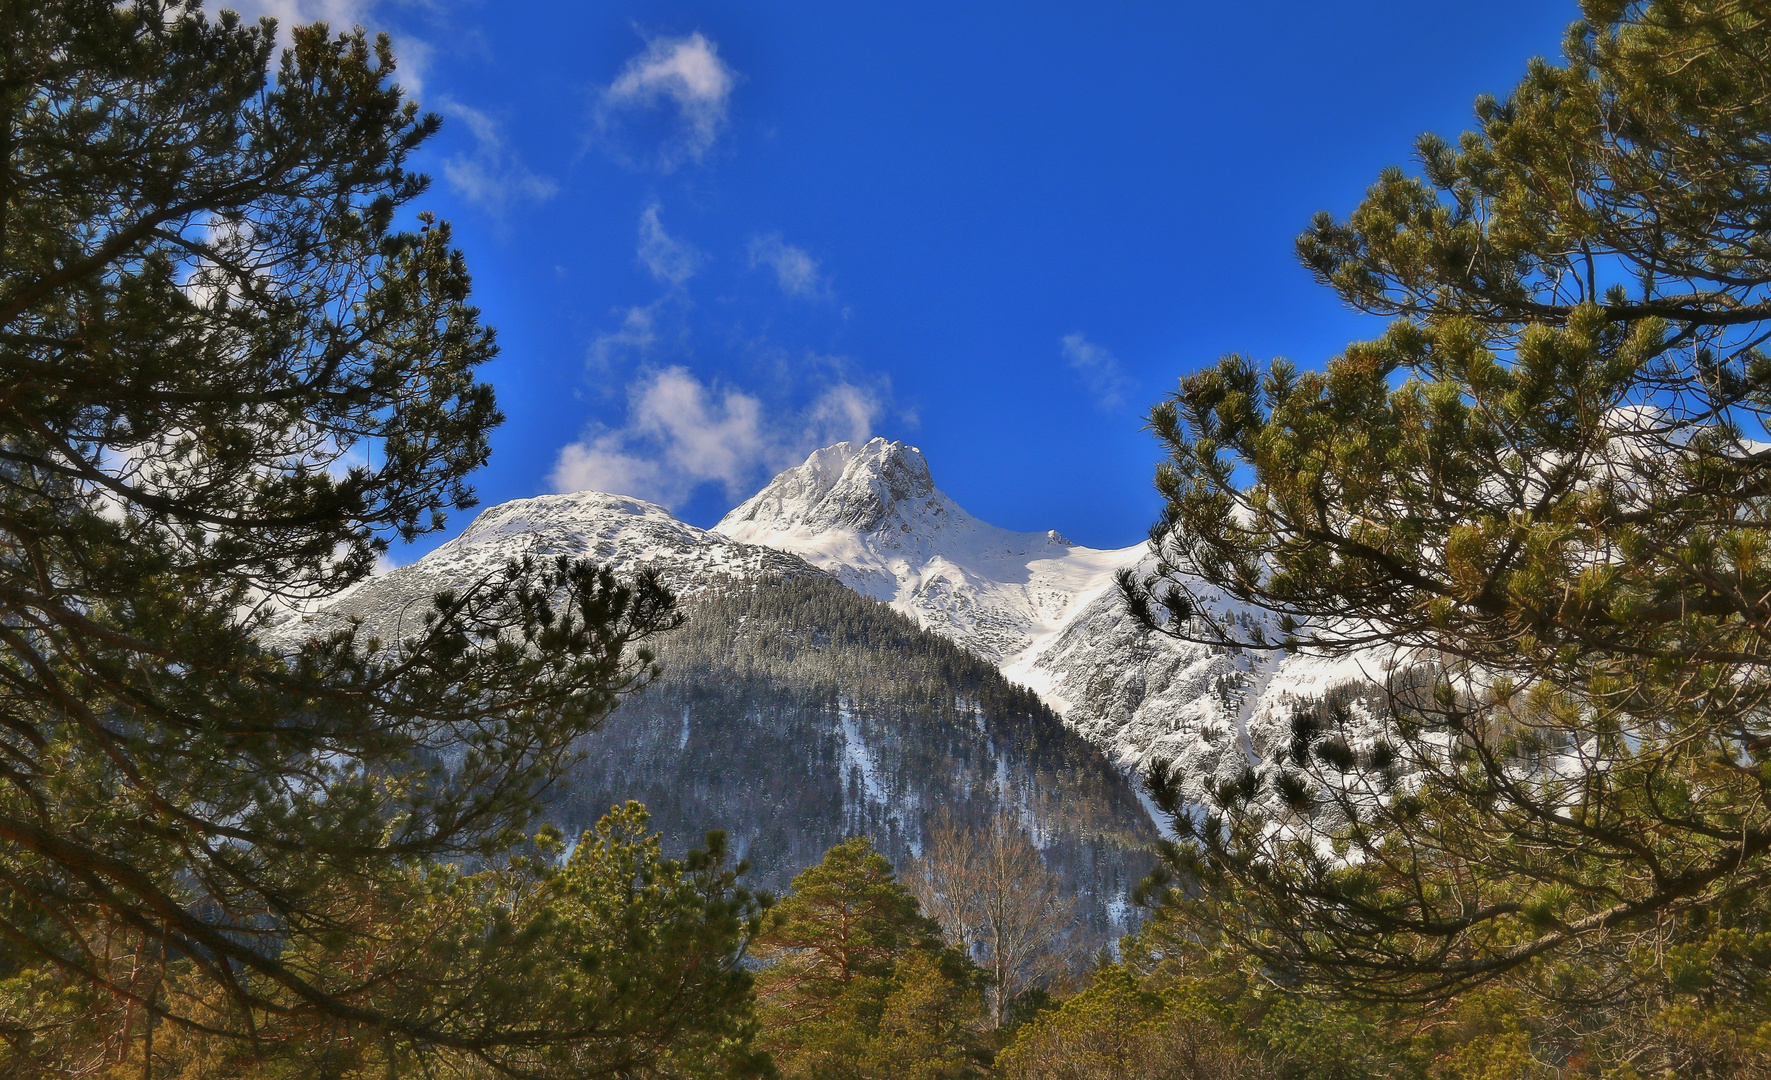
[717,437,935,535]
[715,439,1144,666]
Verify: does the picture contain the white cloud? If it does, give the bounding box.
[550,367,879,506]
[805,382,877,441]
[600,32,736,169]
[221,0,376,35]
[438,98,558,214]
[551,439,672,506]
[588,302,661,375]
[749,233,827,299]
[1061,333,1134,411]
[386,34,432,98]
[637,203,705,286]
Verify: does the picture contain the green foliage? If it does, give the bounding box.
[995,963,1186,1080]
[56,803,770,1079]
[1125,3,1771,1068]
[1001,913,1619,1080]
[760,837,937,986]
[0,0,684,1069]
[996,961,1282,1080]
[754,836,989,1080]
[459,804,772,1079]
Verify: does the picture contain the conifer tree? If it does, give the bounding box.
[865,948,988,1080]
[99,805,772,1078]
[0,0,687,1067]
[1128,0,1771,1045]
[994,965,1252,1080]
[754,837,986,1079]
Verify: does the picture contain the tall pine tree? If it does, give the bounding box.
[0,0,686,1068]
[754,837,987,1080]
[1128,0,1771,1057]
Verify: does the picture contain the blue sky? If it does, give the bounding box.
[243,0,1579,555]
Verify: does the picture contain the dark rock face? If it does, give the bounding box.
[817,439,937,530]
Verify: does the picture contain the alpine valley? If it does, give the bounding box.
[273,438,1390,946]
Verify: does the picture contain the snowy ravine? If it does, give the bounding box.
[713,439,1386,794]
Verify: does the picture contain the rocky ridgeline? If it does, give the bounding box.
[270,471,1159,951]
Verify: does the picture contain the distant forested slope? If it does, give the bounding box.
[549,574,1157,951]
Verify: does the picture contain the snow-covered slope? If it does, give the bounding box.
[1005,582,1273,781]
[269,489,822,646]
[713,438,1140,668]
[262,484,1157,945]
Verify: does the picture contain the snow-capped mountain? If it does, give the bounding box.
[713,438,1137,668]
[716,439,1383,795]
[267,480,1158,947]
[277,438,1388,844]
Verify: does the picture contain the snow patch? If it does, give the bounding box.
[836,697,889,823]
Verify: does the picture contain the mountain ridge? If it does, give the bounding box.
[278,438,1385,830]
[268,455,1162,950]
[712,439,1380,800]
[266,489,827,648]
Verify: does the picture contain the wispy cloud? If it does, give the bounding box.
[437,98,557,215]
[1061,333,1133,411]
[550,367,879,506]
[222,0,379,37]
[588,302,661,376]
[599,32,737,170]
[637,203,705,286]
[749,233,828,299]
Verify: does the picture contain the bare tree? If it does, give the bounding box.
[907,808,1076,1026]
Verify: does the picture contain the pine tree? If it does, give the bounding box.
[864,948,988,1080]
[993,965,1235,1080]
[753,837,987,1079]
[525,804,772,1079]
[111,805,773,1078]
[1128,0,1771,1059]
[0,0,683,1068]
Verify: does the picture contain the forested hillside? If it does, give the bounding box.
[552,573,1157,951]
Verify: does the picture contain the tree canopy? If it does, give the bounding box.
[0,1,689,1069]
[1127,0,1771,1060]
[754,836,988,1080]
